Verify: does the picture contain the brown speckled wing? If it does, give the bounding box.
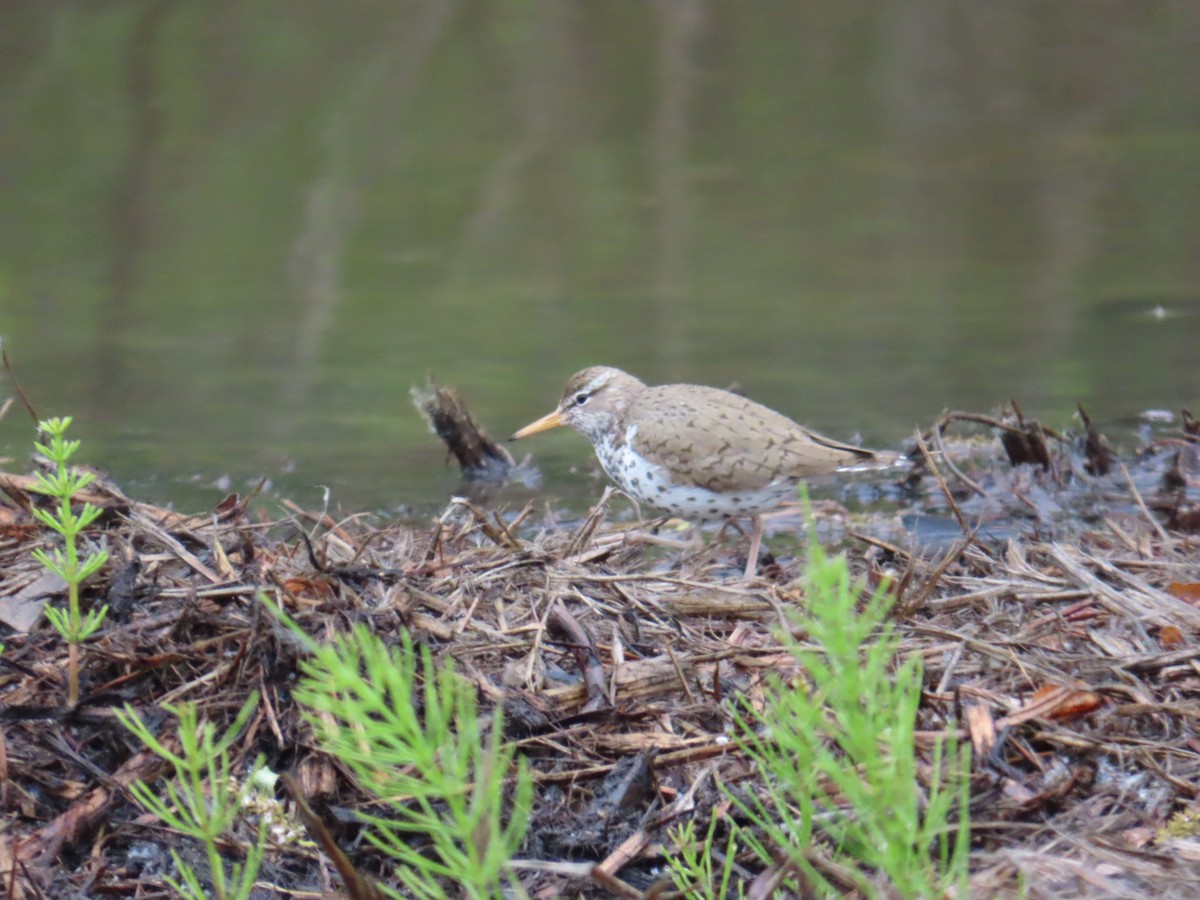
[628,385,872,492]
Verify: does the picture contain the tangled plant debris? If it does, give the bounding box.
[0,397,1198,899]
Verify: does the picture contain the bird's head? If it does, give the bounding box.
[511,367,646,445]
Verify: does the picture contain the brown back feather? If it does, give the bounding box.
[628,384,872,492]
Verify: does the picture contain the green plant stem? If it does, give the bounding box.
[67,642,79,707]
[206,840,228,900]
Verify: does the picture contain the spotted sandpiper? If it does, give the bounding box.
[511,366,875,577]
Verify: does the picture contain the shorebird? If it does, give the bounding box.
[512,366,874,577]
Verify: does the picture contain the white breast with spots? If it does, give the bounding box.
[593,427,797,521]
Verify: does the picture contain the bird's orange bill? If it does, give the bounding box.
[511,409,566,440]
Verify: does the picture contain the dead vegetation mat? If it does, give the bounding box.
[1,409,1199,899]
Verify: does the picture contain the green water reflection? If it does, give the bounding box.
[1,1,1197,515]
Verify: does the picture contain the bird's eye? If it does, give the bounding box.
[574,392,589,406]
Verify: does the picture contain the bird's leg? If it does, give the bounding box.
[712,518,736,544]
[620,489,646,526]
[685,518,740,568]
[743,515,764,580]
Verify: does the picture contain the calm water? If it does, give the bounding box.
[1,1,1197,517]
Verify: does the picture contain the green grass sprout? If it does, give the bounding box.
[115,693,267,900]
[720,530,971,897]
[265,599,532,899]
[30,416,110,706]
[661,498,971,897]
[666,808,745,899]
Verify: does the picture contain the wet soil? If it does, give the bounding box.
[1,405,1199,899]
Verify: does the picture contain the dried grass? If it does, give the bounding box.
[0,413,1198,898]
